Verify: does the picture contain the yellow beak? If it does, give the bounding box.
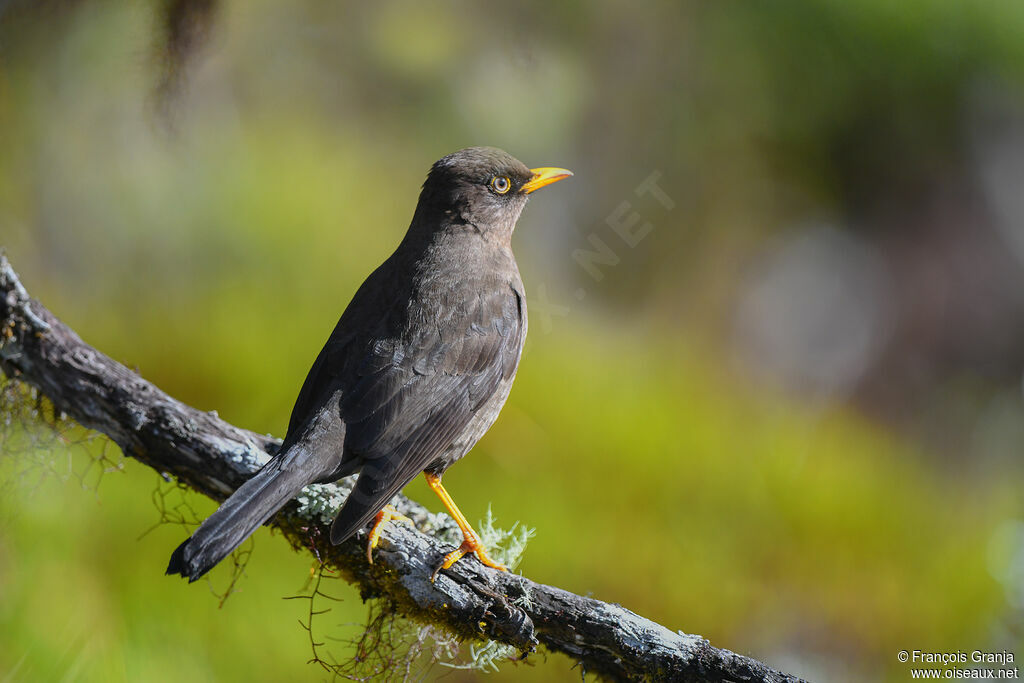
[521,167,573,194]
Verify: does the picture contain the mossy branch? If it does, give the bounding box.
[0,254,804,683]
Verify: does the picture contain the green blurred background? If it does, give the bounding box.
[3,1,1024,680]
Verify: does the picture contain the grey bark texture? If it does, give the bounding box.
[0,254,806,683]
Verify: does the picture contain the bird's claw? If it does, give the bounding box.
[430,535,507,582]
[366,505,413,565]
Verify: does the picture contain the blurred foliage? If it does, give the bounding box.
[2,1,1024,681]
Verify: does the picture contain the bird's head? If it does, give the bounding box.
[412,147,572,241]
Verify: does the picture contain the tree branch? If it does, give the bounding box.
[0,253,805,683]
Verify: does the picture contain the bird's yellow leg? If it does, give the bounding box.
[366,504,413,565]
[424,473,507,580]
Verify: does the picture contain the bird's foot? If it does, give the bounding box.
[430,533,507,582]
[366,505,413,564]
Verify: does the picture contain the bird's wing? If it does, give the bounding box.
[284,340,331,444]
[329,284,524,544]
[282,262,400,451]
[283,330,348,447]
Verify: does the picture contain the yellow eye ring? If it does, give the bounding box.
[490,175,511,194]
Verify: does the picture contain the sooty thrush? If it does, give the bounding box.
[166,147,571,582]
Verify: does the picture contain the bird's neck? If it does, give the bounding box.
[401,211,513,250]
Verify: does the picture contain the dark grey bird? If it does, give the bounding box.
[166,147,571,582]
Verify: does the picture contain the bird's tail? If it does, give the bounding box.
[166,443,330,582]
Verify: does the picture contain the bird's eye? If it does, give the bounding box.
[490,175,511,194]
